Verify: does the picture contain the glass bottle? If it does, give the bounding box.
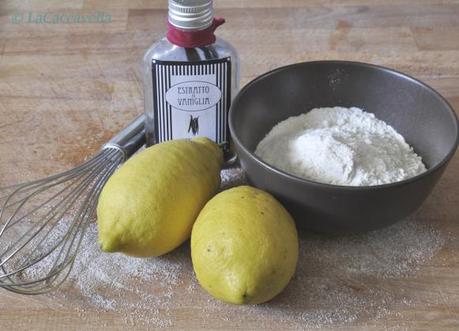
[143,0,240,152]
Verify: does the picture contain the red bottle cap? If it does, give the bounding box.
[167,17,225,48]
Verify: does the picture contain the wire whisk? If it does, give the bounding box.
[0,114,145,294]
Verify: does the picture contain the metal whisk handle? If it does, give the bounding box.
[103,114,146,160]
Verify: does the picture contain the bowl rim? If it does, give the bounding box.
[229,60,459,190]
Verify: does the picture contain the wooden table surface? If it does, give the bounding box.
[0,0,458,330]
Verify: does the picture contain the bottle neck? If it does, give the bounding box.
[167,17,225,48]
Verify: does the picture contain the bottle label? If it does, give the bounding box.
[151,57,231,147]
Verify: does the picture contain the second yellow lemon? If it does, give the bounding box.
[191,185,299,304]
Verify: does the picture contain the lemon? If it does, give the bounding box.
[191,185,298,304]
[97,137,223,257]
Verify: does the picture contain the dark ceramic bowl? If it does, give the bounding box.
[229,61,458,233]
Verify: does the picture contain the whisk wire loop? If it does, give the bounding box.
[0,114,145,294]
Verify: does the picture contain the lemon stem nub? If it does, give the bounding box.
[99,238,119,253]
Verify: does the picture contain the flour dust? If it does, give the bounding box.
[32,168,446,329]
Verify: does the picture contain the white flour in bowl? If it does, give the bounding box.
[255,107,427,186]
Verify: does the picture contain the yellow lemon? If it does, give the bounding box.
[97,137,223,257]
[191,185,298,304]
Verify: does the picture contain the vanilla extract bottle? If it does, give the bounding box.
[143,0,240,152]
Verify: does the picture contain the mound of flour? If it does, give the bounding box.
[255,107,426,186]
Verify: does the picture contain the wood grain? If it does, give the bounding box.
[0,0,458,330]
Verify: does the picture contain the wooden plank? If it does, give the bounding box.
[0,0,458,330]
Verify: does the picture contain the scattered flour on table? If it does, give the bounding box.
[35,168,445,328]
[9,168,445,328]
[255,107,427,186]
